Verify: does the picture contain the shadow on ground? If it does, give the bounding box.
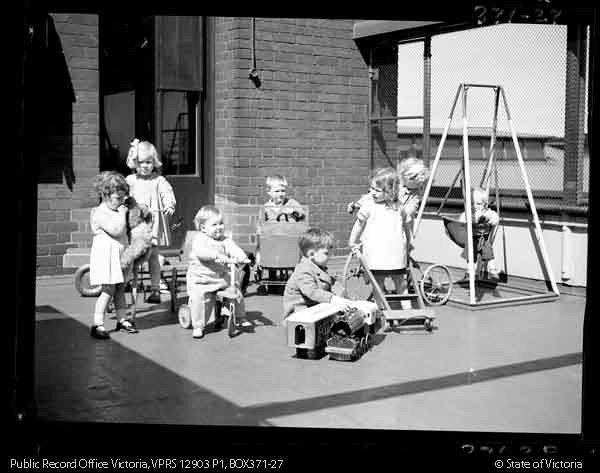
[35,305,581,427]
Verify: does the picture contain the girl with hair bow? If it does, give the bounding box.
[125,139,176,303]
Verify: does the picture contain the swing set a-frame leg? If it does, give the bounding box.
[414,84,463,236]
[414,83,559,307]
[500,88,559,295]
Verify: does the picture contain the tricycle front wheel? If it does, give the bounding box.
[74,264,102,297]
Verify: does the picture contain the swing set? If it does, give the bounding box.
[414,83,560,309]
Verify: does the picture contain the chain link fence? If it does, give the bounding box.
[370,23,589,212]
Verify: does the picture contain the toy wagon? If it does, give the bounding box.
[254,213,308,294]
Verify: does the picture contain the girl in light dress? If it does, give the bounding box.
[125,139,176,304]
[348,157,430,254]
[89,171,139,339]
[348,167,412,295]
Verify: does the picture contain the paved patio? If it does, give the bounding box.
[34,268,584,433]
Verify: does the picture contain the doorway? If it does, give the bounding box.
[99,15,214,249]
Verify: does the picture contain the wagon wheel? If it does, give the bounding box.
[227,301,237,338]
[420,264,453,306]
[178,304,192,329]
[342,251,373,301]
[360,337,368,354]
[365,332,372,349]
[74,264,102,297]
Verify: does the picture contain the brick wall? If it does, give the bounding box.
[214,18,369,255]
[36,14,100,275]
[35,16,371,273]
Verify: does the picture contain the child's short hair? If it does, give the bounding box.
[193,205,223,230]
[472,187,489,205]
[371,167,400,203]
[265,175,288,190]
[93,171,129,199]
[126,139,162,170]
[298,227,334,257]
[398,157,430,187]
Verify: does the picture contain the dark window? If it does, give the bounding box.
[100,15,206,178]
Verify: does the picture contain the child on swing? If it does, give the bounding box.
[348,167,412,295]
[125,139,176,304]
[458,186,500,280]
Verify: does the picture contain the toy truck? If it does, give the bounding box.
[286,300,381,361]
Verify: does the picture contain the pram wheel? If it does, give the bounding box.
[420,264,452,306]
[424,318,434,332]
[178,304,192,329]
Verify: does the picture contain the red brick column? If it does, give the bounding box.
[214,18,369,254]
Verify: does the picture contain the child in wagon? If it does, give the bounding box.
[255,174,307,282]
[258,174,306,223]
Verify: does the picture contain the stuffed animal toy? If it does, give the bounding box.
[120,196,154,271]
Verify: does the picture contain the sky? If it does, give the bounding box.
[397,23,578,137]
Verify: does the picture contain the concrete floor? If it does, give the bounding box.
[34,272,584,433]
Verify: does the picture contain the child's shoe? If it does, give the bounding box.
[90,325,110,339]
[213,315,225,330]
[146,290,161,304]
[159,279,170,294]
[116,318,139,334]
[192,327,204,339]
[240,319,253,328]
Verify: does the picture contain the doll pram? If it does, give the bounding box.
[254,213,308,294]
[342,249,452,332]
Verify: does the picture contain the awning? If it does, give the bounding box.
[353,19,475,46]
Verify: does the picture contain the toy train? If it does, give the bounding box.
[286,300,381,361]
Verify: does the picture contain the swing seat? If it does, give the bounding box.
[442,214,492,249]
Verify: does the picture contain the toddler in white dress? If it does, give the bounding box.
[89,171,139,339]
[186,205,250,339]
[348,167,412,294]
